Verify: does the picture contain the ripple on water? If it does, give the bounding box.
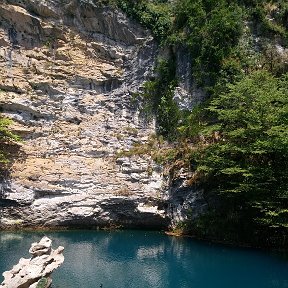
[0,230,288,288]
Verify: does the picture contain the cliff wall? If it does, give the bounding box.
[0,0,207,230]
[0,0,171,229]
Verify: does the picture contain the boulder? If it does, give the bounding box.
[1,236,64,288]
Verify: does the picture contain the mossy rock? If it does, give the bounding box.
[36,277,50,288]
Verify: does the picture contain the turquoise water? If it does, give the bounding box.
[0,230,288,288]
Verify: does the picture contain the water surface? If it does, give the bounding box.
[0,230,288,288]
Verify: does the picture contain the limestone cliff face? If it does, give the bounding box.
[0,0,170,228]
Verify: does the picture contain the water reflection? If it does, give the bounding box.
[0,230,288,288]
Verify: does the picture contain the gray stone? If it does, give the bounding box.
[165,177,208,227]
[1,236,64,288]
[29,237,52,256]
[173,45,206,110]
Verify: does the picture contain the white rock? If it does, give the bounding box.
[1,237,64,288]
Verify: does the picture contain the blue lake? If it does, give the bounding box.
[0,230,288,288]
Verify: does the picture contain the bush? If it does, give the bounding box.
[117,0,173,41]
[0,116,20,164]
[172,0,243,88]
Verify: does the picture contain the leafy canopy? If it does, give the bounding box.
[194,71,288,230]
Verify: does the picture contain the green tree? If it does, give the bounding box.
[172,0,243,88]
[193,71,288,245]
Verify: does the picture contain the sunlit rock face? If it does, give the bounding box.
[0,0,169,229]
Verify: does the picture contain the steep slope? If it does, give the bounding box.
[0,0,169,228]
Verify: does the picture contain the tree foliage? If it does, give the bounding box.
[116,0,173,40]
[172,0,243,88]
[191,71,288,245]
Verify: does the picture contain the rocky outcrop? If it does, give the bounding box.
[0,0,207,230]
[1,236,64,288]
[0,0,168,229]
[165,173,208,227]
[173,45,205,111]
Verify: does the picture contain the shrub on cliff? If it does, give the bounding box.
[0,116,20,164]
[116,0,173,40]
[172,0,243,88]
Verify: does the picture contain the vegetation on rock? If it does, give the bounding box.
[0,116,20,164]
[36,277,49,288]
[116,0,288,247]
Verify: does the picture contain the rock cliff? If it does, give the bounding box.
[0,0,168,229]
[0,0,206,229]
